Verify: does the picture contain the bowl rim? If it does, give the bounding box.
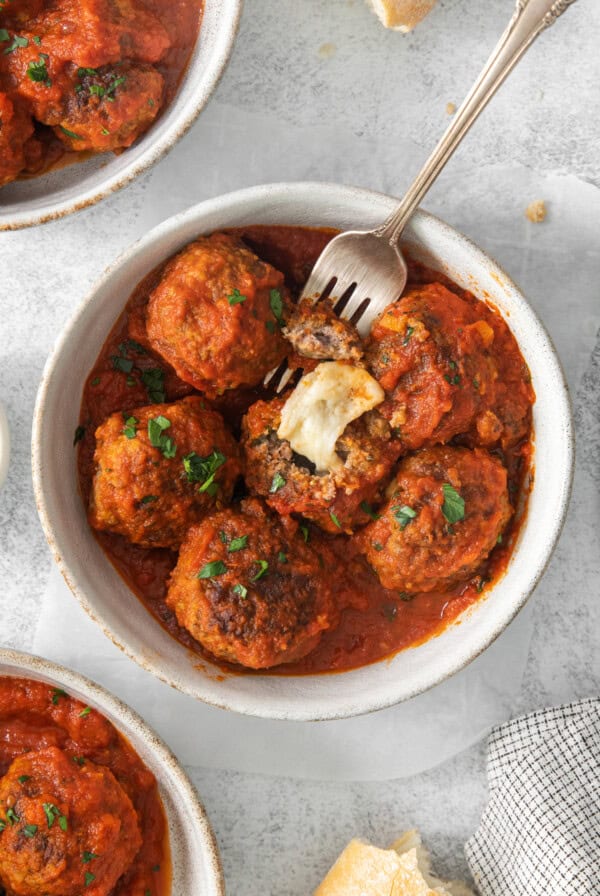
[31,181,575,720]
[0,646,225,895]
[0,0,244,232]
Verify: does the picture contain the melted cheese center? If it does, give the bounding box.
[277,361,384,473]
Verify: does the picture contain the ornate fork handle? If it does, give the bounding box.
[376,0,579,246]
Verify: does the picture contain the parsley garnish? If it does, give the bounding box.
[83,851,99,863]
[360,501,380,521]
[141,368,165,403]
[269,472,286,493]
[73,425,85,445]
[183,450,226,494]
[148,416,176,458]
[85,871,96,886]
[277,551,287,563]
[59,125,84,140]
[300,525,310,543]
[250,560,269,581]
[232,583,248,598]
[227,288,246,306]
[403,325,414,345]
[72,756,86,766]
[140,495,158,505]
[0,29,9,43]
[6,808,19,825]
[265,320,276,334]
[393,505,417,530]
[441,484,465,523]
[269,289,284,326]
[373,542,384,552]
[79,706,91,717]
[197,561,227,579]
[122,415,138,439]
[52,687,67,705]
[27,54,51,87]
[3,34,28,54]
[18,775,30,784]
[228,535,248,553]
[111,355,134,373]
[23,824,38,837]
[43,803,67,830]
[329,511,342,529]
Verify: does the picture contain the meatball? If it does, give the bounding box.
[89,396,242,548]
[242,395,400,534]
[366,282,499,452]
[0,0,43,27]
[0,746,141,896]
[54,63,163,152]
[361,446,511,593]
[0,93,33,186]
[283,298,363,362]
[146,233,291,396]
[166,498,340,668]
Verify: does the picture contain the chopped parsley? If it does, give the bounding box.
[72,756,86,766]
[122,415,138,439]
[360,501,380,521]
[250,560,269,581]
[232,583,248,598]
[329,511,342,529]
[27,54,51,87]
[277,551,287,564]
[403,325,414,345]
[141,368,165,403]
[6,808,19,825]
[475,576,488,594]
[392,505,417,530]
[269,471,286,493]
[111,355,134,374]
[79,706,91,717]
[3,34,28,54]
[197,561,227,579]
[300,525,310,543]
[227,288,246,306]
[82,851,99,864]
[269,289,284,326]
[59,125,84,140]
[91,376,100,386]
[18,775,31,784]
[148,416,176,458]
[183,450,226,494]
[85,872,96,887]
[52,687,68,705]
[444,373,461,386]
[43,803,67,830]
[73,425,85,445]
[265,320,276,334]
[228,535,248,553]
[373,542,384,552]
[0,29,9,43]
[441,484,465,523]
[140,495,158,505]
[23,824,38,838]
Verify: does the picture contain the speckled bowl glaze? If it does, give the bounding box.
[0,0,242,231]
[0,647,224,895]
[32,183,574,721]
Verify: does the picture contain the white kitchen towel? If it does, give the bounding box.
[465,699,600,895]
[33,567,534,781]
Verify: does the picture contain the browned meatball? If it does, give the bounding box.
[361,446,511,593]
[283,298,363,362]
[166,498,340,669]
[0,0,43,27]
[52,63,163,152]
[0,746,141,896]
[366,283,499,452]
[146,233,291,396]
[242,395,400,534]
[89,396,242,548]
[0,93,33,186]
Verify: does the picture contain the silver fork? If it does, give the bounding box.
[266,0,577,392]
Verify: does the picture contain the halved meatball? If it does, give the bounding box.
[53,63,163,152]
[366,283,499,452]
[283,298,363,362]
[361,446,511,593]
[0,93,33,186]
[242,395,400,533]
[146,233,291,396]
[0,746,141,896]
[89,396,242,548]
[166,498,340,669]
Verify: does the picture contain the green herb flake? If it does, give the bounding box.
[23,824,38,838]
[101,127,110,136]
[277,551,287,564]
[73,425,85,446]
[0,29,9,43]
[27,54,51,87]
[79,706,92,717]
[300,525,310,543]
[3,34,28,54]
[111,355,134,374]
[227,288,247,306]
[219,530,229,544]
[265,320,276,334]
[360,501,380,521]
[232,583,248,599]
[6,808,19,825]
[59,125,84,140]
[269,471,286,493]
[329,511,342,529]
[18,775,31,784]
[441,483,465,523]
[197,561,227,579]
[82,851,99,864]
[228,535,248,553]
[148,416,176,459]
[475,577,488,594]
[444,373,461,386]
[32,35,41,45]
[122,415,138,439]
[183,450,226,494]
[0,821,5,832]
[85,871,96,887]
[42,803,66,830]
[269,288,284,325]
[72,756,86,766]
[140,495,158,505]
[373,542,384,552]
[91,376,100,386]
[392,505,417,530]
[152,864,161,872]
[141,368,165,403]
[250,560,269,582]
[403,325,414,345]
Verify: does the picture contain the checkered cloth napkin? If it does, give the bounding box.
[465,699,600,895]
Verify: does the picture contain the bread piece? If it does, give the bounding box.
[314,830,473,896]
[365,0,437,32]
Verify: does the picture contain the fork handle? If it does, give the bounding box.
[374,0,578,246]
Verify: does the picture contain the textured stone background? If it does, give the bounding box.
[1,0,599,892]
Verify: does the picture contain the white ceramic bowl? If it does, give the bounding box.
[0,647,224,894]
[0,0,242,231]
[32,183,574,721]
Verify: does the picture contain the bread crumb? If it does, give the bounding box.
[318,43,337,59]
[446,102,456,115]
[525,200,547,223]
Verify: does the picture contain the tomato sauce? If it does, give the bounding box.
[0,676,170,895]
[77,225,534,676]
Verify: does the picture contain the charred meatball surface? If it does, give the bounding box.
[166,498,340,668]
[0,746,141,896]
[242,395,400,534]
[146,233,291,396]
[89,396,242,548]
[361,446,511,593]
[366,283,500,452]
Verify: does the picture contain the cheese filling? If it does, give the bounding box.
[277,361,384,473]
